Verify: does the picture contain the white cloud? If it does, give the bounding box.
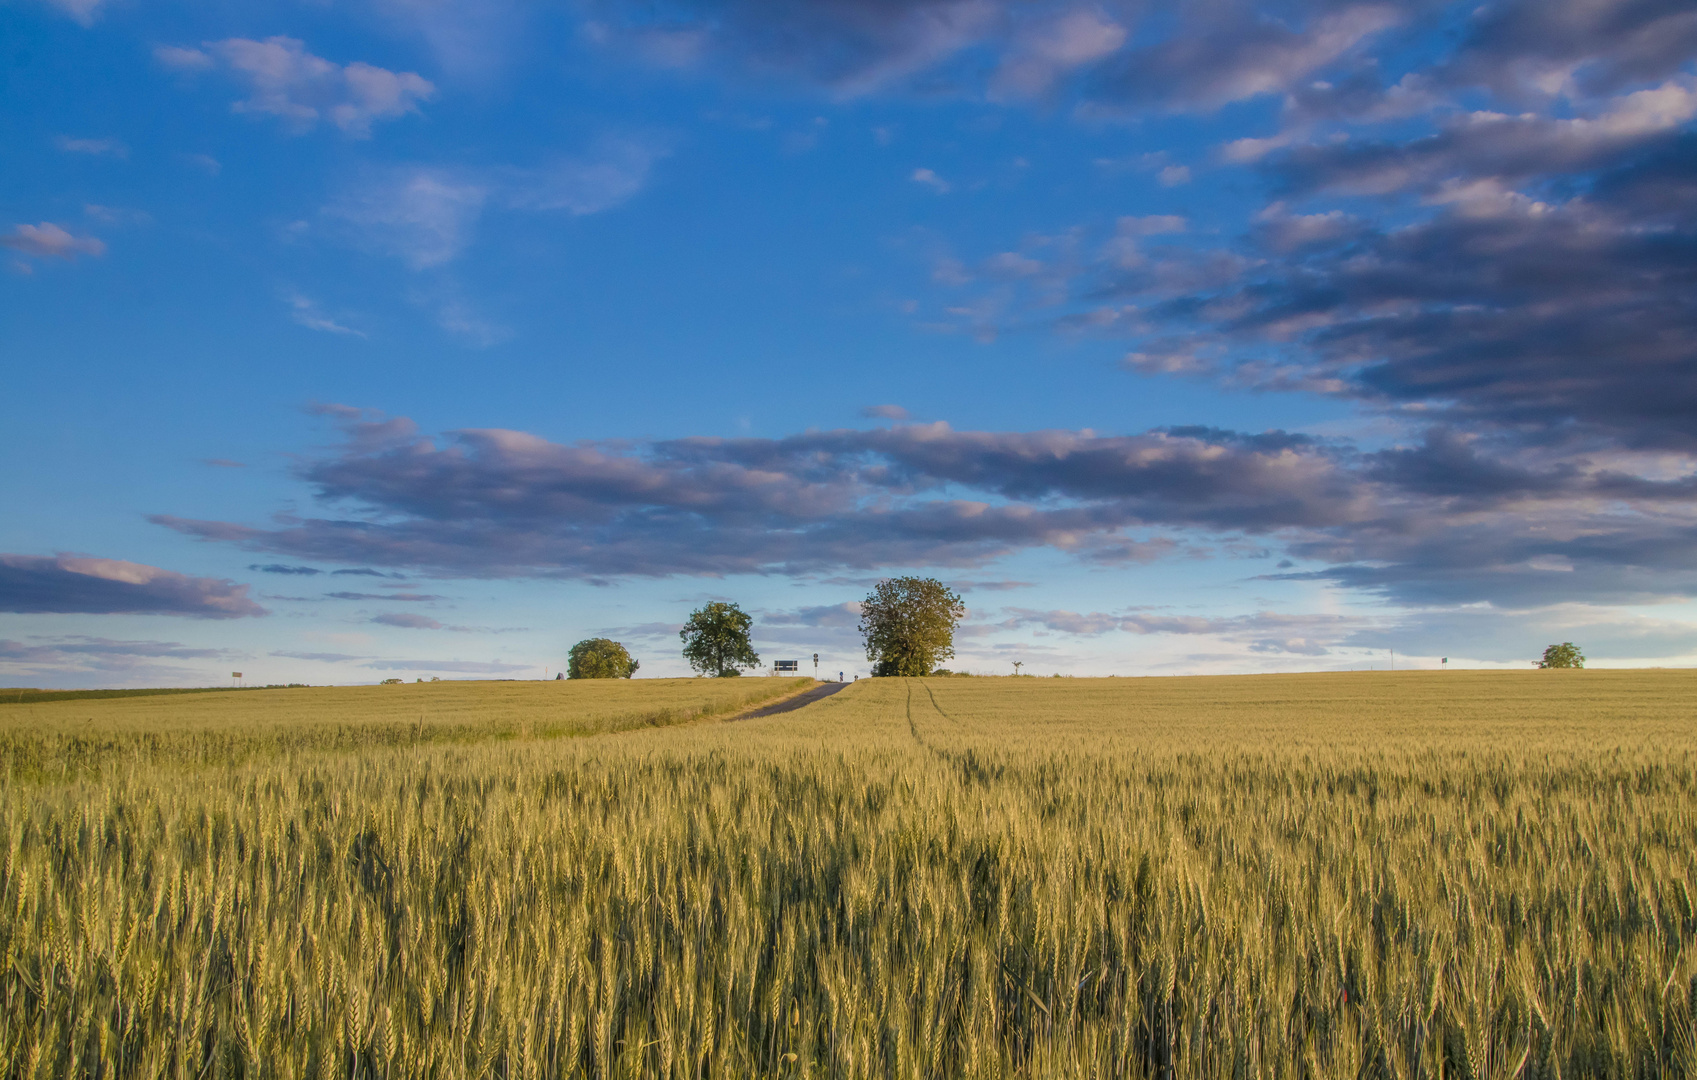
[911,167,951,193]
[157,37,435,138]
[328,143,666,270]
[54,136,127,158]
[47,0,106,26]
[1,222,106,261]
[1157,164,1192,186]
[155,45,215,71]
[504,140,669,215]
[330,169,489,269]
[83,205,150,227]
[431,294,513,348]
[284,292,366,337]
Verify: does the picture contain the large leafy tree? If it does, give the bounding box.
[679,601,761,677]
[1535,642,1585,669]
[859,576,965,677]
[567,638,640,679]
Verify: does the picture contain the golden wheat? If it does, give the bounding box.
[0,670,1691,1078]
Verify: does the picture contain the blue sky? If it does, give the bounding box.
[4,0,1696,685]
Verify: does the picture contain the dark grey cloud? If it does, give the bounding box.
[150,407,1371,582]
[146,404,1697,608]
[1342,604,1697,662]
[270,650,368,662]
[372,612,446,629]
[998,607,1365,654]
[763,602,863,627]
[951,578,1034,591]
[251,563,321,575]
[861,404,911,420]
[1445,0,1697,101]
[331,567,403,577]
[360,659,531,673]
[0,553,266,618]
[325,591,445,601]
[1091,2,1405,112]
[582,0,1009,95]
[0,636,240,681]
[1271,79,1697,196]
[0,636,232,660]
[580,0,1438,114]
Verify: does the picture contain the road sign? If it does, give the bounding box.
[231,672,243,678]
[775,660,800,672]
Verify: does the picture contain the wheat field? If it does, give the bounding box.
[1,670,1693,1078]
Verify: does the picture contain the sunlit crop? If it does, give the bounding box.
[1,670,1692,1077]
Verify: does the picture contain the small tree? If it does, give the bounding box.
[567,638,639,679]
[859,576,966,677]
[1535,642,1585,669]
[680,601,761,677]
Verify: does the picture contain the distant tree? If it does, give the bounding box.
[680,602,761,677]
[859,576,966,677]
[568,638,640,679]
[1535,642,1585,669]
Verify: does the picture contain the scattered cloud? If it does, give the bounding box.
[372,612,444,629]
[46,0,106,26]
[326,169,488,269]
[360,659,532,673]
[156,37,435,138]
[992,8,1127,98]
[911,167,951,193]
[0,636,239,680]
[999,607,1368,655]
[951,579,1034,592]
[270,650,366,662]
[861,404,912,421]
[250,564,319,575]
[1156,164,1191,186]
[326,591,444,601]
[326,141,666,270]
[204,459,248,469]
[1093,4,1403,112]
[581,0,1002,96]
[82,205,151,227]
[0,553,266,618]
[763,602,862,628]
[54,136,127,157]
[283,291,365,336]
[2,223,105,261]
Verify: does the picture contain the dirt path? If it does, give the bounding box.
[731,681,852,720]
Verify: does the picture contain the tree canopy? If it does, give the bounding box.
[859,576,966,677]
[679,601,761,677]
[1535,642,1585,669]
[567,638,640,679]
